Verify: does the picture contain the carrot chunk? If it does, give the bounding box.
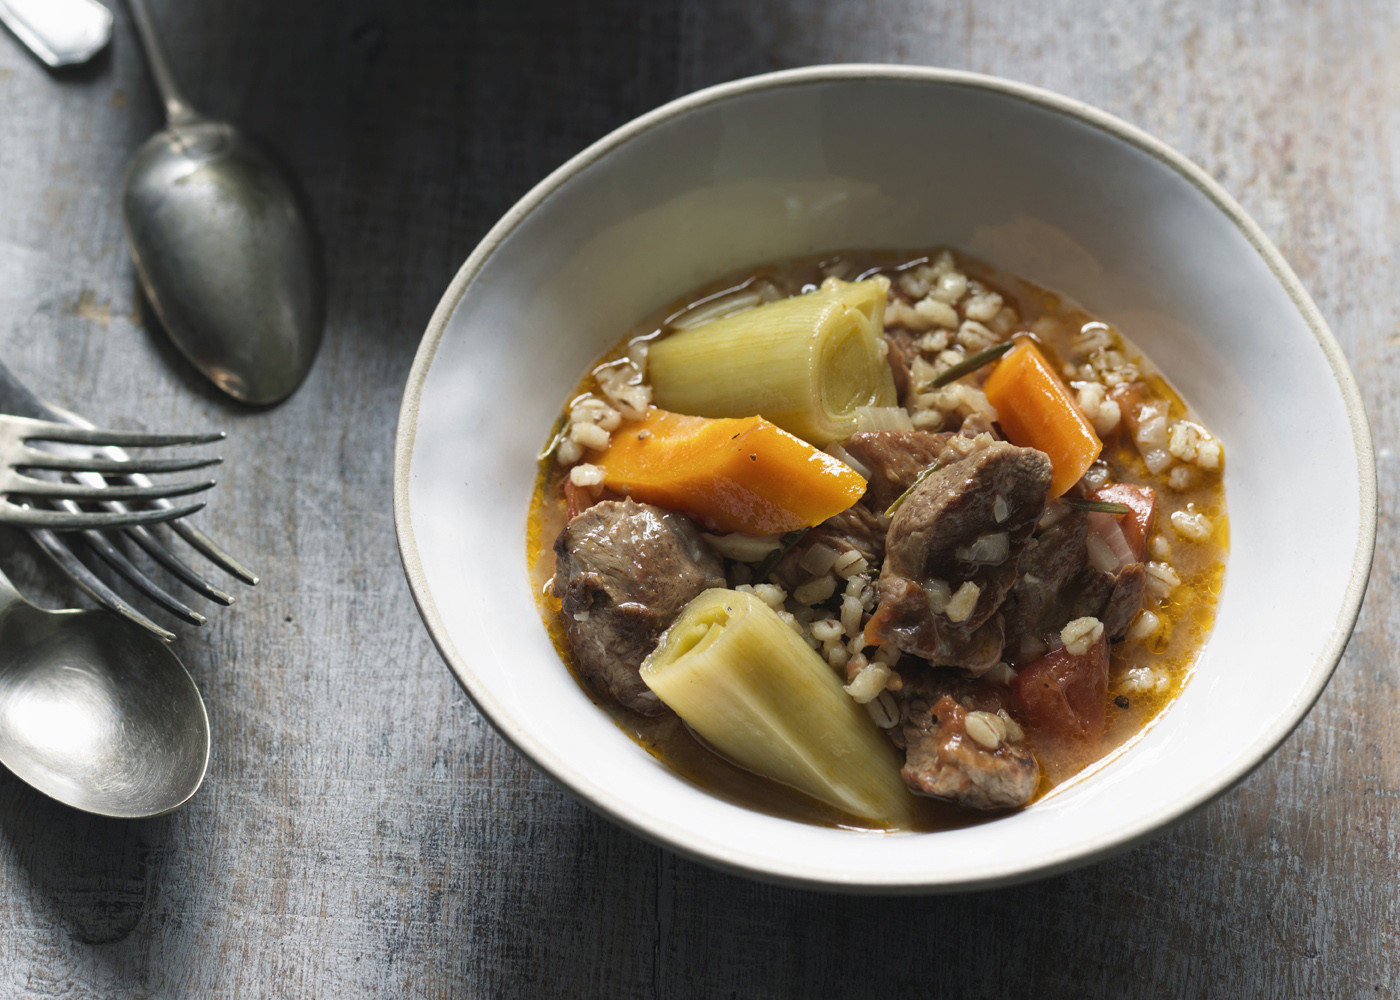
[588,409,867,534]
[982,340,1102,498]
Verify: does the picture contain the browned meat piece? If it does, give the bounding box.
[866,442,1052,672]
[771,503,887,591]
[1099,564,1146,638]
[1000,508,1148,660]
[884,328,917,403]
[552,499,725,714]
[1000,511,1087,643]
[843,416,1002,514]
[898,669,1039,810]
[842,430,949,511]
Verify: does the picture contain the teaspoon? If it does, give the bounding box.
[121,0,325,406]
[0,563,210,818]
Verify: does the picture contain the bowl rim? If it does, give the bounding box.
[393,63,1377,892]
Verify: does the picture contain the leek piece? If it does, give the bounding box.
[647,277,898,446]
[640,588,914,826]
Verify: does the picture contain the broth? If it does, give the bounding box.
[528,249,1226,830]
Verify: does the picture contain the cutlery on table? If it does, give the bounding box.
[122,0,325,406]
[0,361,256,640]
[0,0,111,68]
[0,559,210,818]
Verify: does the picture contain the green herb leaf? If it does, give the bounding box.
[883,460,942,518]
[1061,497,1132,514]
[752,528,812,583]
[922,339,1016,390]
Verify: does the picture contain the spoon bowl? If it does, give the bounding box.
[0,573,209,818]
[121,0,324,407]
[123,118,324,406]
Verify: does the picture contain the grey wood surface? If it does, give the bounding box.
[0,0,1394,996]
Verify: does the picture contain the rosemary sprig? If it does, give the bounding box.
[921,339,1015,390]
[752,528,811,583]
[883,460,943,518]
[1061,497,1131,514]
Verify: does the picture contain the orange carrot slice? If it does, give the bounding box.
[982,340,1102,498]
[589,409,867,534]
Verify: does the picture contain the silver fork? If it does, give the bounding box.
[0,413,220,530]
[0,361,257,640]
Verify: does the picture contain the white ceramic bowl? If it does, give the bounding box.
[394,65,1375,892]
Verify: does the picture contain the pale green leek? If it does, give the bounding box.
[640,588,914,826]
[647,277,898,446]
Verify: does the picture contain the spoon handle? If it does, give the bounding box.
[124,0,197,126]
[0,0,112,68]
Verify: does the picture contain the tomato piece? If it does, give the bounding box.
[1107,381,1146,434]
[1012,637,1109,741]
[1090,483,1156,561]
[563,477,585,519]
[562,477,615,519]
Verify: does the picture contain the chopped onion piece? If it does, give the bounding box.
[824,443,872,481]
[853,406,915,433]
[955,532,1009,565]
[799,542,840,576]
[669,289,763,330]
[1085,532,1120,574]
[1086,511,1136,570]
[702,531,784,562]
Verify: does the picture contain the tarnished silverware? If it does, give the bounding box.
[0,560,210,817]
[0,361,256,640]
[0,413,219,530]
[0,0,111,68]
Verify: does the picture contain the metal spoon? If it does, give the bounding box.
[121,0,324,406]
[0,563,209,818]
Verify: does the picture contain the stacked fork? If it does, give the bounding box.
[0,361,255,640]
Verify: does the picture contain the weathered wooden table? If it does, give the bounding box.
[0,1,1394,996]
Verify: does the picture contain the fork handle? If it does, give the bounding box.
[0,360,61,421]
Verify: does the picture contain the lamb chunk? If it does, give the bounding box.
[865,442,1052,672]
[884,328,917,403]
[1000,512,1089,643]
[1001,508,1149,660]
[1099,564,1146,638]
[553,499,725,714]
[867,578,1007,672]
[842,430,949,511]
[843,416,1002,513]
[898,669,1039,810]
[950,411,999,443]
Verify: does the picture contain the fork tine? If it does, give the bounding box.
[10,477,216,503]
[0,371,254,633]
[73,528,208,625]
[27,527,177,641]
[2,500,206,530]
[168,518,260,586]
[21,423,226,448]
[17,451,223,475]
[119,522,236,604]
[67,465,258,586]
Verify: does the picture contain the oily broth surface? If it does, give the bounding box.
[527,249,1227,830]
